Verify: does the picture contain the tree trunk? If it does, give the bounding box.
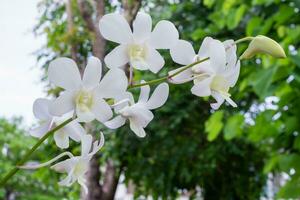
[66,0,78,63]
[100,160,121,200]
[77,0,106,60]
[93,0,106,59]
[4,188,15,200]
[122,0,142,23]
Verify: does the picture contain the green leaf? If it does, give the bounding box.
[203,0,216,8]
[246,17,261,36]
[250,66,278,99]
[227,5,247,30]
[209,12,226,29]
[278,154,300,172]
[205,111,224,141]
[263,156,279,174]
[224,114,244,140]
[277,178,300,198]
[291,51,300,68]
[260,18,274,35]
[273,5,295,26]
[248,111,279,142]
[191,28,207,41]
[293,136,300,150]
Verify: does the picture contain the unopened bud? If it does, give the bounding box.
[240,35,286,59]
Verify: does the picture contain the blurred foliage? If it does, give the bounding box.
[5,0,298,199]
[0,117,81,199]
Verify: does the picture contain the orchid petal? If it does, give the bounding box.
[223,39,237,67]
[81,134,93,156]
[99,13,133,44]
[130,60,148,71]
[104,115,126,129]
[63,121,85,142]
[136,108,154,127]
[146,48,165,73]
[30,120,52,138]
[54,131,70,149]
[48,57,81,90]
[95,69,128,99]
[76,107,95,123]
[58,171,76,186]
[78,177,88,194]
[32,98,52,120]
[133,12,152,42]
[210,91,225,110]
[91,99,113,123]
[113,92,134,113]
[49,91,75,116]
[149,20,179,49]
[123,105,153,127]
[90,132,105,155]
[209,39,226,72]
[129,118,146,137]
[138,81,150,103]
[51,158,74,173]
[191,77,212,97]
[82,56,102,89]
[104,44,129,69]
[198,37,213,58]
[168,67,193,84]
[170,40,196,65]
[226,60,240,87]
[146,83,169,110]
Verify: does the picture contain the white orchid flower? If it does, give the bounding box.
[21,133,105,194]
[169,37,240,109]
[30,98,84,149]
[48,56,128,123]
[51,133,104,193]
[99,12,179,73]
[104,82,169,137]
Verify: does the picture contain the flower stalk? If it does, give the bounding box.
[128,57,209,89]
[234,36,254,44]
[0,117,73,187]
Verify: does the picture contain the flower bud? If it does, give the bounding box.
[240,35,286,59]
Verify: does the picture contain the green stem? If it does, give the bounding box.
[235,36,254,44]
[0,117,74,187]
[128,57,209,89]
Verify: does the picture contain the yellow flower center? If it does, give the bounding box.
[210,75,229,94]
[75,90,94,112]
[128,44,147,63]
[73,161,88,177]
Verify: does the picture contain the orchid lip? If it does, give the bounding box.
[73,160,88,177]
[110,98,131,108]
[128,43,148,63]
[119,107,131,118]
[75,90,94,112]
